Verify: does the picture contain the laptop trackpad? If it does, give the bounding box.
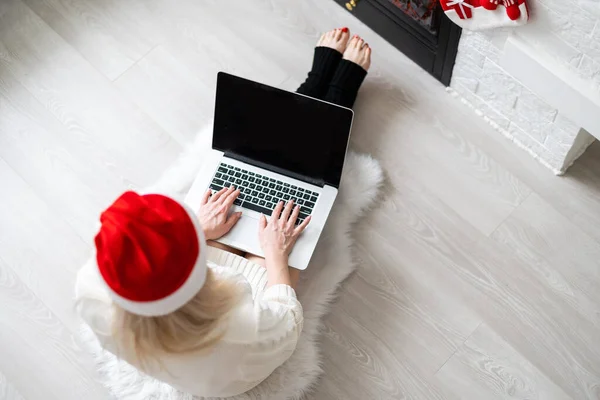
[218,213,261,255]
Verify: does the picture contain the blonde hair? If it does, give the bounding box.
[111,268,240,368]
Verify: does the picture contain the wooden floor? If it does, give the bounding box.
[1,0,600,399]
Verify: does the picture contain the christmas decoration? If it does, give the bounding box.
[440,0,529,31]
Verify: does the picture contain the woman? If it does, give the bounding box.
[76,28,371,398]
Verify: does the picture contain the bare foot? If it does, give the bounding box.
[343,35,371,71]
[316,27,350,54]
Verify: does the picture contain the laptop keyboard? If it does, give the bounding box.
[209,163,319,225]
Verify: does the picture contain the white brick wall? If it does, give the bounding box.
[450,0,598,174]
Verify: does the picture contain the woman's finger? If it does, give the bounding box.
[219,186,237,203]
[294,215,311,235]
[211,187,230,203]
[280,200,294,222]
[225,212,242,231]
[259,214,267,230]
[287,205,301,229]
[271,201,284,220]
[200,189,211,206]
[217,202,229,214]
[221,188,240,208]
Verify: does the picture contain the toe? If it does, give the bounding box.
[339,30,350,46]
[334,28,342,40]
[317,33,325,46]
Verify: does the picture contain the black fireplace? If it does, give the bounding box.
[335,0,461,85]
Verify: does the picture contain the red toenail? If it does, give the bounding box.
[342,27,348,32]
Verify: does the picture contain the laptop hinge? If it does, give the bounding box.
[224,152,325,188]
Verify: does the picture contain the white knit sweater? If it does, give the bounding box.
[75,246,304,398]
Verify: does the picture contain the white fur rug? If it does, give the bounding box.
[79,126,383,400]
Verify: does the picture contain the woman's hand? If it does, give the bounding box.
[259,201,311,260]
[197,187,242,240]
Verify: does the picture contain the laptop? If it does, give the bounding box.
[185,72,354,270]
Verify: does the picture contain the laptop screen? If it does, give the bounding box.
[213,72,354,188]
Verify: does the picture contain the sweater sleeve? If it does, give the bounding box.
[225,283,303,384]
[255,284,304,343]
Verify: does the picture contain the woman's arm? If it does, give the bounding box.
[265,253,292,288]
[229,199,309,378]
[259,200,311,289]
[256,284,304,340]
[225,280,303,384]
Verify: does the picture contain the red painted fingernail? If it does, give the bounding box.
[342,27,348,32]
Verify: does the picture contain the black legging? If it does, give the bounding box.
[296,47,367,109]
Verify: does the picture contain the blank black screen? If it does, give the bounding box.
[213,72,353,188]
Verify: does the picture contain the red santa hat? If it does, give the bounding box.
[94,191,207,317]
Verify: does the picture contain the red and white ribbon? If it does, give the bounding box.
[445,0,475,19]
